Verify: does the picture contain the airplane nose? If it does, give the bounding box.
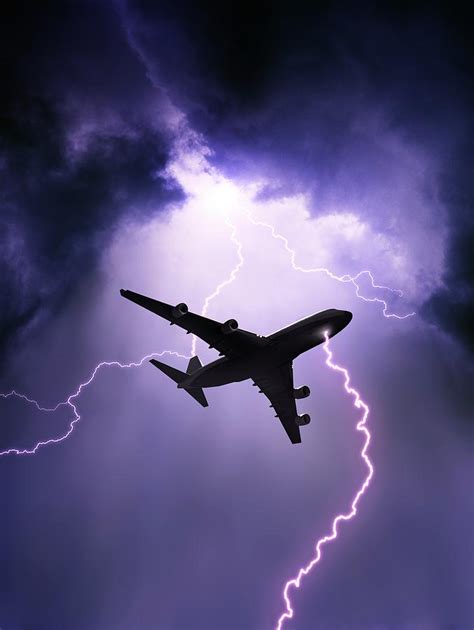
[339,310,353,326]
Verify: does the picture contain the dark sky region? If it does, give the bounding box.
[0,2,473,629]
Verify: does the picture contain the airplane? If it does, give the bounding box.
[120,289,352,444]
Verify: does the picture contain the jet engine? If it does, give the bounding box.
[295,413,311,426]
[172,303,188,318]
[221,319,239,334]
[293,385,310,399]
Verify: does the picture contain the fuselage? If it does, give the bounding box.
[179,309,352,389]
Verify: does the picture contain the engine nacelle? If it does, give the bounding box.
[293,385,310,399]
[172,303,188,318]
[221,319,239,334]
[295,413,311,426]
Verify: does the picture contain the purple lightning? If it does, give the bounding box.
[191,217,243,356]
[246,212,415,319]
[0,215,243,457]
[275,331,373,630]
[0,350,188,457]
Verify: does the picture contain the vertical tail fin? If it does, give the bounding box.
[187,356,203,374]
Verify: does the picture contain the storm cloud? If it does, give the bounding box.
[1,1,472,359]
[0,2,183,363]
[1,2,473,629]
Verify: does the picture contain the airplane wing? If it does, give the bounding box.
[120,289,264,357]
[252,363,302,444]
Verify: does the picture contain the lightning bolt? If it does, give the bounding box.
[276,331,372,630]
[0,350,188,457]
[0,216,243,458]
[191,217,244,356]
[246,212,415,319]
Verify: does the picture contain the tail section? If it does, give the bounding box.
[187,356,202,374]
[150,357,208,408]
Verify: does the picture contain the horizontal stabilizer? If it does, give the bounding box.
[150,358,208,407]
[150,359,186,384]
[183,386,208,407]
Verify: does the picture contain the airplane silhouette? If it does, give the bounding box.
[120,289,352,443]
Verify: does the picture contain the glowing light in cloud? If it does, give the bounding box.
[276,331,373,630]
[167,127,416,321]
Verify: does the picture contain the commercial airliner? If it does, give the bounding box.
[120,289,352,444]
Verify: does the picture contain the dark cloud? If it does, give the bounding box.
[125,2,469,139]
[126,0,474,353]
[0,2,182,364]
[422,138,474,353]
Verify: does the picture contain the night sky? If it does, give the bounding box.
[1,2,473,629]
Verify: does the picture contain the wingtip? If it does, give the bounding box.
[120,288,127,297]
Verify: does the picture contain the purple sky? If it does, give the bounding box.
[1,2,473,629]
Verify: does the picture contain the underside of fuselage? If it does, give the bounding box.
[180,308,352,389]
[181,357,250,388]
